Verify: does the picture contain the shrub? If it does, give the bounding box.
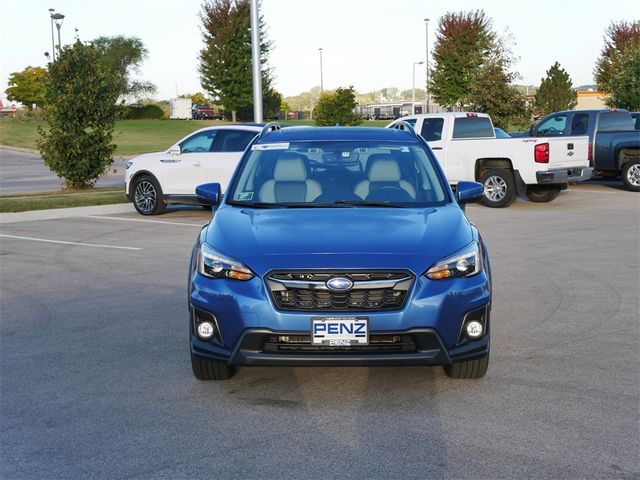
[124,104,164,119]
[314,86,362,126]
[37,41,119,189]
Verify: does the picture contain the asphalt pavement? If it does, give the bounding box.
[0,147,126,193]
[0,183,638,479]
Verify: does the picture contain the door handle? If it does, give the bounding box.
[193,162,202,167]
[432,147,443,150]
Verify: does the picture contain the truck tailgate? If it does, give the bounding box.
[546,136,590,169]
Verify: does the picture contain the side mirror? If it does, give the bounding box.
[456,181,484,209]
[196,183,222,208]
[169,146,181,155]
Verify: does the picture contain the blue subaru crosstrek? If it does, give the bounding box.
[189,123,491,380]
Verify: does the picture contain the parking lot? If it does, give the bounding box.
[0,181,638,479]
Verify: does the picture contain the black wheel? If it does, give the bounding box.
[479,169,516,208]
[443,352,489,379]
[191,352,235,380]
[525,185,562,203]
[621,160,640,192]
[132,174,166,215]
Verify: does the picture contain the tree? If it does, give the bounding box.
[37,41,120,189]
[198,0,280,122]
[430,10,496,107]
[533,62,577,117]
[5,66,47,109]
[314,86,362,126]
[468,57,530,129]
[595,20,640,110]
[91,35,155,99]
[180,92,209,105]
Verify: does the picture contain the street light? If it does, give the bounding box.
[48,8,56,61]
[319,48,324,93]
[52,12,65,57]
[249,0,263,122]
[424,18,430,113]
[412,61,424,114]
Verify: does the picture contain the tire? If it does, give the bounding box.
[621,160,640,192]
[525,185,562,203]
[132,174,166,215]
[443,353,489,379]
[191,352,235,380]
[479,168,516,208]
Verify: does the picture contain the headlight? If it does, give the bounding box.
[126,160,133,169]
[197,243,254,281]
[426,241,482,280]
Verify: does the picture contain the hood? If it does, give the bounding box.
[204,205,474,275]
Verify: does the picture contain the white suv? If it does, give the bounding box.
[125,125,262,215]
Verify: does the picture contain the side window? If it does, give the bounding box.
[536,115,568,136]
[570,113,590,135]
[452,117,494,139]
[420,118,444,142]
[214,130,258,153]
[403,118,417,126]
[180,131,217,153]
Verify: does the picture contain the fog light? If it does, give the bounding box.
[197,321,215,340]
[465,320,483,339]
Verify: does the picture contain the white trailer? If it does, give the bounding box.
[169,98,192,119]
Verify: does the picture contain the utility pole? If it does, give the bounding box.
[412,61,424,114]
[319,48,324,93]
[249,0,263,123]
[424,18,430,113]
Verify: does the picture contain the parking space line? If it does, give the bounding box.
[81,215,204,227]
[0,234,142,250]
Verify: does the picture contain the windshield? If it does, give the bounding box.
[227,141,449,207]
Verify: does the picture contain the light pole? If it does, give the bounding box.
[52,12,65,56]
[48,8,56,61]
[412,61,424,114]
[424,18,430,113]
[319,48,324,93]
[249,0,263,122]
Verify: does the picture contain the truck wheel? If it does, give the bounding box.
[191,352,235,380]
[525,185,562,203]
[132,174,167,215]
[479,169,516,208]
[621,160,640,192]
[443,353,489,379]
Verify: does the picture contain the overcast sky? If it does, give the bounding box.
[1,0,637,103]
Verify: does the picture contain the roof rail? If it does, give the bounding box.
[259,122,281,138]
[392,120,419,138]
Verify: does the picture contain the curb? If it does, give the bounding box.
[0,144,137,160]
[0,203,135,224]
[0,144,39,155]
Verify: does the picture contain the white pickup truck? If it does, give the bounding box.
[389,113,593,207]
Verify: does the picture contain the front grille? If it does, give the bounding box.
[263,334,417,354]
[266,270,414,312]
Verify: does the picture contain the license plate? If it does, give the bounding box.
[311,317,368,346]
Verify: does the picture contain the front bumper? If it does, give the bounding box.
[192,327,489,367]
[536,166,593,184]
[189,268,491,367]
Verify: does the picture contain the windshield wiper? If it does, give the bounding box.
[229,201,286,209]
[331,200,408,208]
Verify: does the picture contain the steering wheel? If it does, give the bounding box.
[366,186,413,202]
[193,146,207,152]
[545,127,559,135]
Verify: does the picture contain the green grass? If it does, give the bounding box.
[0,118,390,156]
[0,188,128,213]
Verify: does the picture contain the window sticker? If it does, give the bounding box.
[251,142,290,151]
[236,192,254,201]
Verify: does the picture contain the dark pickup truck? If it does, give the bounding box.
[527,109,640,191]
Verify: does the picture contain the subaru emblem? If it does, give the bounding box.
[326,277,353,291]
